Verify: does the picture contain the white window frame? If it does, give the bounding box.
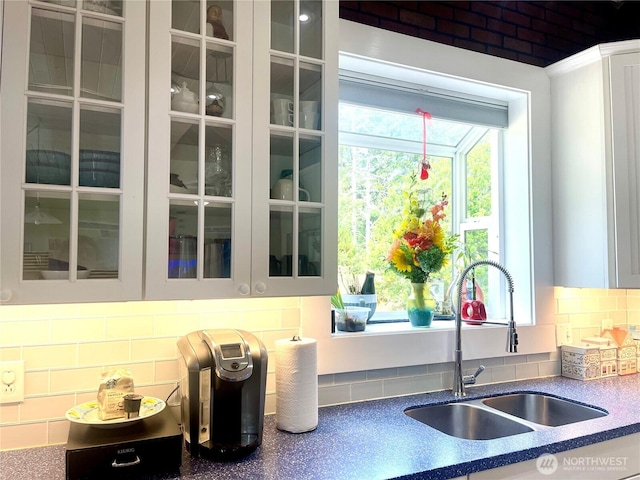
[301,20,556,375]
[339,120,506,321]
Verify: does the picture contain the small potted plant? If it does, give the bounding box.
[339,268,377,321]
[331,289,370,332]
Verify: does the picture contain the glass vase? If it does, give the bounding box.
[407,282,436,327]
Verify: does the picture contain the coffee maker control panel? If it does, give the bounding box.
[202,330,254,382]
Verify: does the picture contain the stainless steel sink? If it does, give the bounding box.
[482,393,607,427]
[405,403,534,440]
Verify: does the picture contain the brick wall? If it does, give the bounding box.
[339,1,640,67]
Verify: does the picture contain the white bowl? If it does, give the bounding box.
[41,270,90,280]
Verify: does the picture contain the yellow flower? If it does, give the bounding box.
[388,240,413,273]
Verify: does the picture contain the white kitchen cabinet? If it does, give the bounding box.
[1,0,337,304]
[548,41,640,289]
[0,0,146,304]
[145,0,338,300]
[469,433,640,480]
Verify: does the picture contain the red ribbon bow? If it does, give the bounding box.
[416,108,432,179]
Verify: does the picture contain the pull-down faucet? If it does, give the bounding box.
[452,260,518,397]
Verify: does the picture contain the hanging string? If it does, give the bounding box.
[415,108,432,180]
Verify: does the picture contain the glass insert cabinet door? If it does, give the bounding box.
[266,1,324,285]
[0,0,145,304]
[146,0,253,299]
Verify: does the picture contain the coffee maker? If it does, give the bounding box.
[177,329,267,459]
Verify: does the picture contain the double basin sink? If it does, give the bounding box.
[405,393,608,440]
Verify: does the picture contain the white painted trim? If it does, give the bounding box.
[546,39,640,77]
[301,20,554,375]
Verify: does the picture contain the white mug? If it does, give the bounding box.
[272,99,294,115]
[300,100,319,113]
[271,178,310,201]
[273,113,294,126]
[300,112,319,129]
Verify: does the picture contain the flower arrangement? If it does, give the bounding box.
[387,179,458,283]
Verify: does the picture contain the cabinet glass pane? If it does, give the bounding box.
[79,108,121,188]
[171,37,200,114]
[270,132,294,200]
[79,194,120,278]
[23,192,71,280]
[169,201,198,278]
[83,1,123,17]
[270,206,293,276]
[204,203,231,278]
[205,125,232,197]
[299,135,321,203]
[271,57,294,126]
[299,207,321,276]
[271,0,294,54]
[43,1,76,7]
[299,61,321,130]
[26,100,72,186]
[206,1,233,40]
[81,17,122,101]
[170,121,199,194]
[172,0,199,34]
[299,0,322,59]
[29,9,75,96]
[206,43,233,118]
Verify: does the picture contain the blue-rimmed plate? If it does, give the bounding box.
[65,396,165,429]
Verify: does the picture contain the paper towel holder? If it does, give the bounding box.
[291,335,301,341]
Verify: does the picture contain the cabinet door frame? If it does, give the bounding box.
[145,0,254,300]
[608,52,640,288]
[251,0,338,298]
[0,0,146,304]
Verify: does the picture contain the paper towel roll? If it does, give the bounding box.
[275,336,318,433]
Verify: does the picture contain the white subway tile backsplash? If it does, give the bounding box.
[515,361,539,379]
[20,394,76,422]
[105,316,154,339]
[48,419,70,446]
[335,371,367,384]
[131,338,178,361]
[351,380,384,401]
[0,320,49,347]
[24,371,49,396]
[23,344,77,370]
[0,423,48,450]
[155,359,179,382]
[50,367,104,394]
[78,340,130,365]
[154,314,199,337]
[382,376,418,397]
[318,384,351,406]
[0,404,20,424]
[0,287,634,451]
[491,365,516,383]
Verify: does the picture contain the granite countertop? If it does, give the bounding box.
[1,375,639,480]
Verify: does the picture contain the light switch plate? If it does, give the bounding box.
[0,360,25,404]
[556,323,573,347]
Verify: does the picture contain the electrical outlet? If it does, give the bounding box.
[602,319,614,331]
[0,360,24,404]
[556,323,573,347]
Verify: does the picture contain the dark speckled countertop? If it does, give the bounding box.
[1,375,639,480]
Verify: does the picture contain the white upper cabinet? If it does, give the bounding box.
[548,41,640,289]
[145,0,338,300]
[0,0,146,304]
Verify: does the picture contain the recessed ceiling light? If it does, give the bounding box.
[299,13,310,22]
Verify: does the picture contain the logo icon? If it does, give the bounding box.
[536,453,558,475]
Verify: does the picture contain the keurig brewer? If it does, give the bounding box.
[177,329,267,459]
